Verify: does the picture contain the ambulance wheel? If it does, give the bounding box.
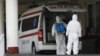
[32,46,36,54]
[32,42,36,55]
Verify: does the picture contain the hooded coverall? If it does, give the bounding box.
[66,14,81,55]
[52,16,66,55]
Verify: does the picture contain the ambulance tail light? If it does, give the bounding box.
[38,29,43,41]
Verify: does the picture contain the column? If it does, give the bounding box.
[6,0,19,54]
[0,0,4,55]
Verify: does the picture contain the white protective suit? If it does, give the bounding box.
[52,16,66,55]
[66,14,81,55]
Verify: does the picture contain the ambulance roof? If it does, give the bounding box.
[21,6,44,17]
[20,5,87,19]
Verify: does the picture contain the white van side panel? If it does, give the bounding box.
[19,12,42,53]
[19,29,39,54]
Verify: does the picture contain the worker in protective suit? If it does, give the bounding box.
[66,14,82,55]
[52,16,66,55]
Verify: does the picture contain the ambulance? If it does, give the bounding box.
[18,5,86,54]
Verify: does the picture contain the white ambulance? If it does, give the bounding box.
[18,5,86,54]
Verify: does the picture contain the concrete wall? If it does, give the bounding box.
[18,3,30,15]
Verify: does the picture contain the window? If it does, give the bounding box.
[95,2,100,33]
[22,16,39,32]
[87,3,100,34]
[88,4,93,27]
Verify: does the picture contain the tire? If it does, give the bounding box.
[32,42,36,55]
[32,46,36,55]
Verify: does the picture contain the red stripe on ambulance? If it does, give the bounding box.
[19,32,38,38]
[21,10,42,17]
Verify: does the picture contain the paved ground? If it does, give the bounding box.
[5,54,100,56]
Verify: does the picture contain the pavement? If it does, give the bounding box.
[5,54,100,56]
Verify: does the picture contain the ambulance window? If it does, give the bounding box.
[22,16,39,32]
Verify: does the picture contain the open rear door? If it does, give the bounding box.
[43,15,56,44]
